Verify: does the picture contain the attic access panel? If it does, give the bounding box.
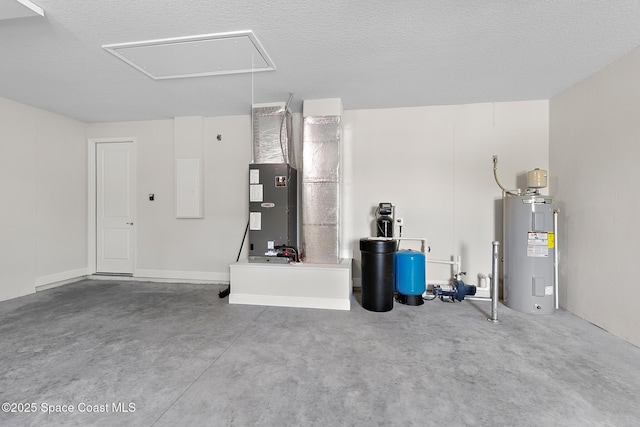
[102,30,276,80]
[0,0,44,20]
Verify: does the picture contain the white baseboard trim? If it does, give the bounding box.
[133,269,229,284]
[35,268,88,291]
[229,293,351,311]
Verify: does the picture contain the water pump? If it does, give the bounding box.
[431,277,477,302]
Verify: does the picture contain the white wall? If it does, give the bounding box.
[0,97,87,301]
[344,101,549,285]
[0,97,548,303]
[85,101,548,288]
[86,116,252,282]
[550,46,640,347]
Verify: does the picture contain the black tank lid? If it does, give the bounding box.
[359,238,398,253]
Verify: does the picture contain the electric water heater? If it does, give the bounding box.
[503,194,555,314]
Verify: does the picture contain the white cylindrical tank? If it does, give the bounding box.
[503,194,555,314]
[527,169,548,189]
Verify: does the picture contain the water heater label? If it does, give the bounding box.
[527,232,549,257]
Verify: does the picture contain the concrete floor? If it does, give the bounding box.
[1,279,639,427]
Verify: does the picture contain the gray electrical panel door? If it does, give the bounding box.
[503,195,555,314]
[248,164,298,263]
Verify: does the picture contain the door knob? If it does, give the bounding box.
[126,222,134,225]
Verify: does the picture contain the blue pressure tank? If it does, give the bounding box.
[395,249,426,306]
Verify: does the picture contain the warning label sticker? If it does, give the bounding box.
[249,184,263,202]
[249,212,261,230]
[527,232,549,257]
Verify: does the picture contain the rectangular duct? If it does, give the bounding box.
[252,102,294,166]
[302,115,341,263]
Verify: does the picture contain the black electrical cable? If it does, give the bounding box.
[235,220,250,263]
[218,219,250,298]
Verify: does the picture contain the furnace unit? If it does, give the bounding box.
[248,163,298,263]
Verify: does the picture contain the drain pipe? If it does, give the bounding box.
[464,241,500,323]
[428,255,463,278]
[490,241,500,323]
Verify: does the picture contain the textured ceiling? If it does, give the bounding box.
[2,1,640,123]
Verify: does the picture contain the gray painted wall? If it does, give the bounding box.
[551,45,640,347]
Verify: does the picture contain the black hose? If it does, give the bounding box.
[236,220,250,263]
[218,219,250,298]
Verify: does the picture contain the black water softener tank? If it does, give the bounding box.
[359,238,398,312]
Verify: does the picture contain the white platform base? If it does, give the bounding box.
[229,259,352,310]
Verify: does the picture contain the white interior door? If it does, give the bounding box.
[96,142,134,274]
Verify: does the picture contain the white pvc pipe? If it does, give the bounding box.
[428,256,462,272]
[477,273,489,290]
[396,237,427,253]
[428,259,457,265]
[466,296,491,302]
